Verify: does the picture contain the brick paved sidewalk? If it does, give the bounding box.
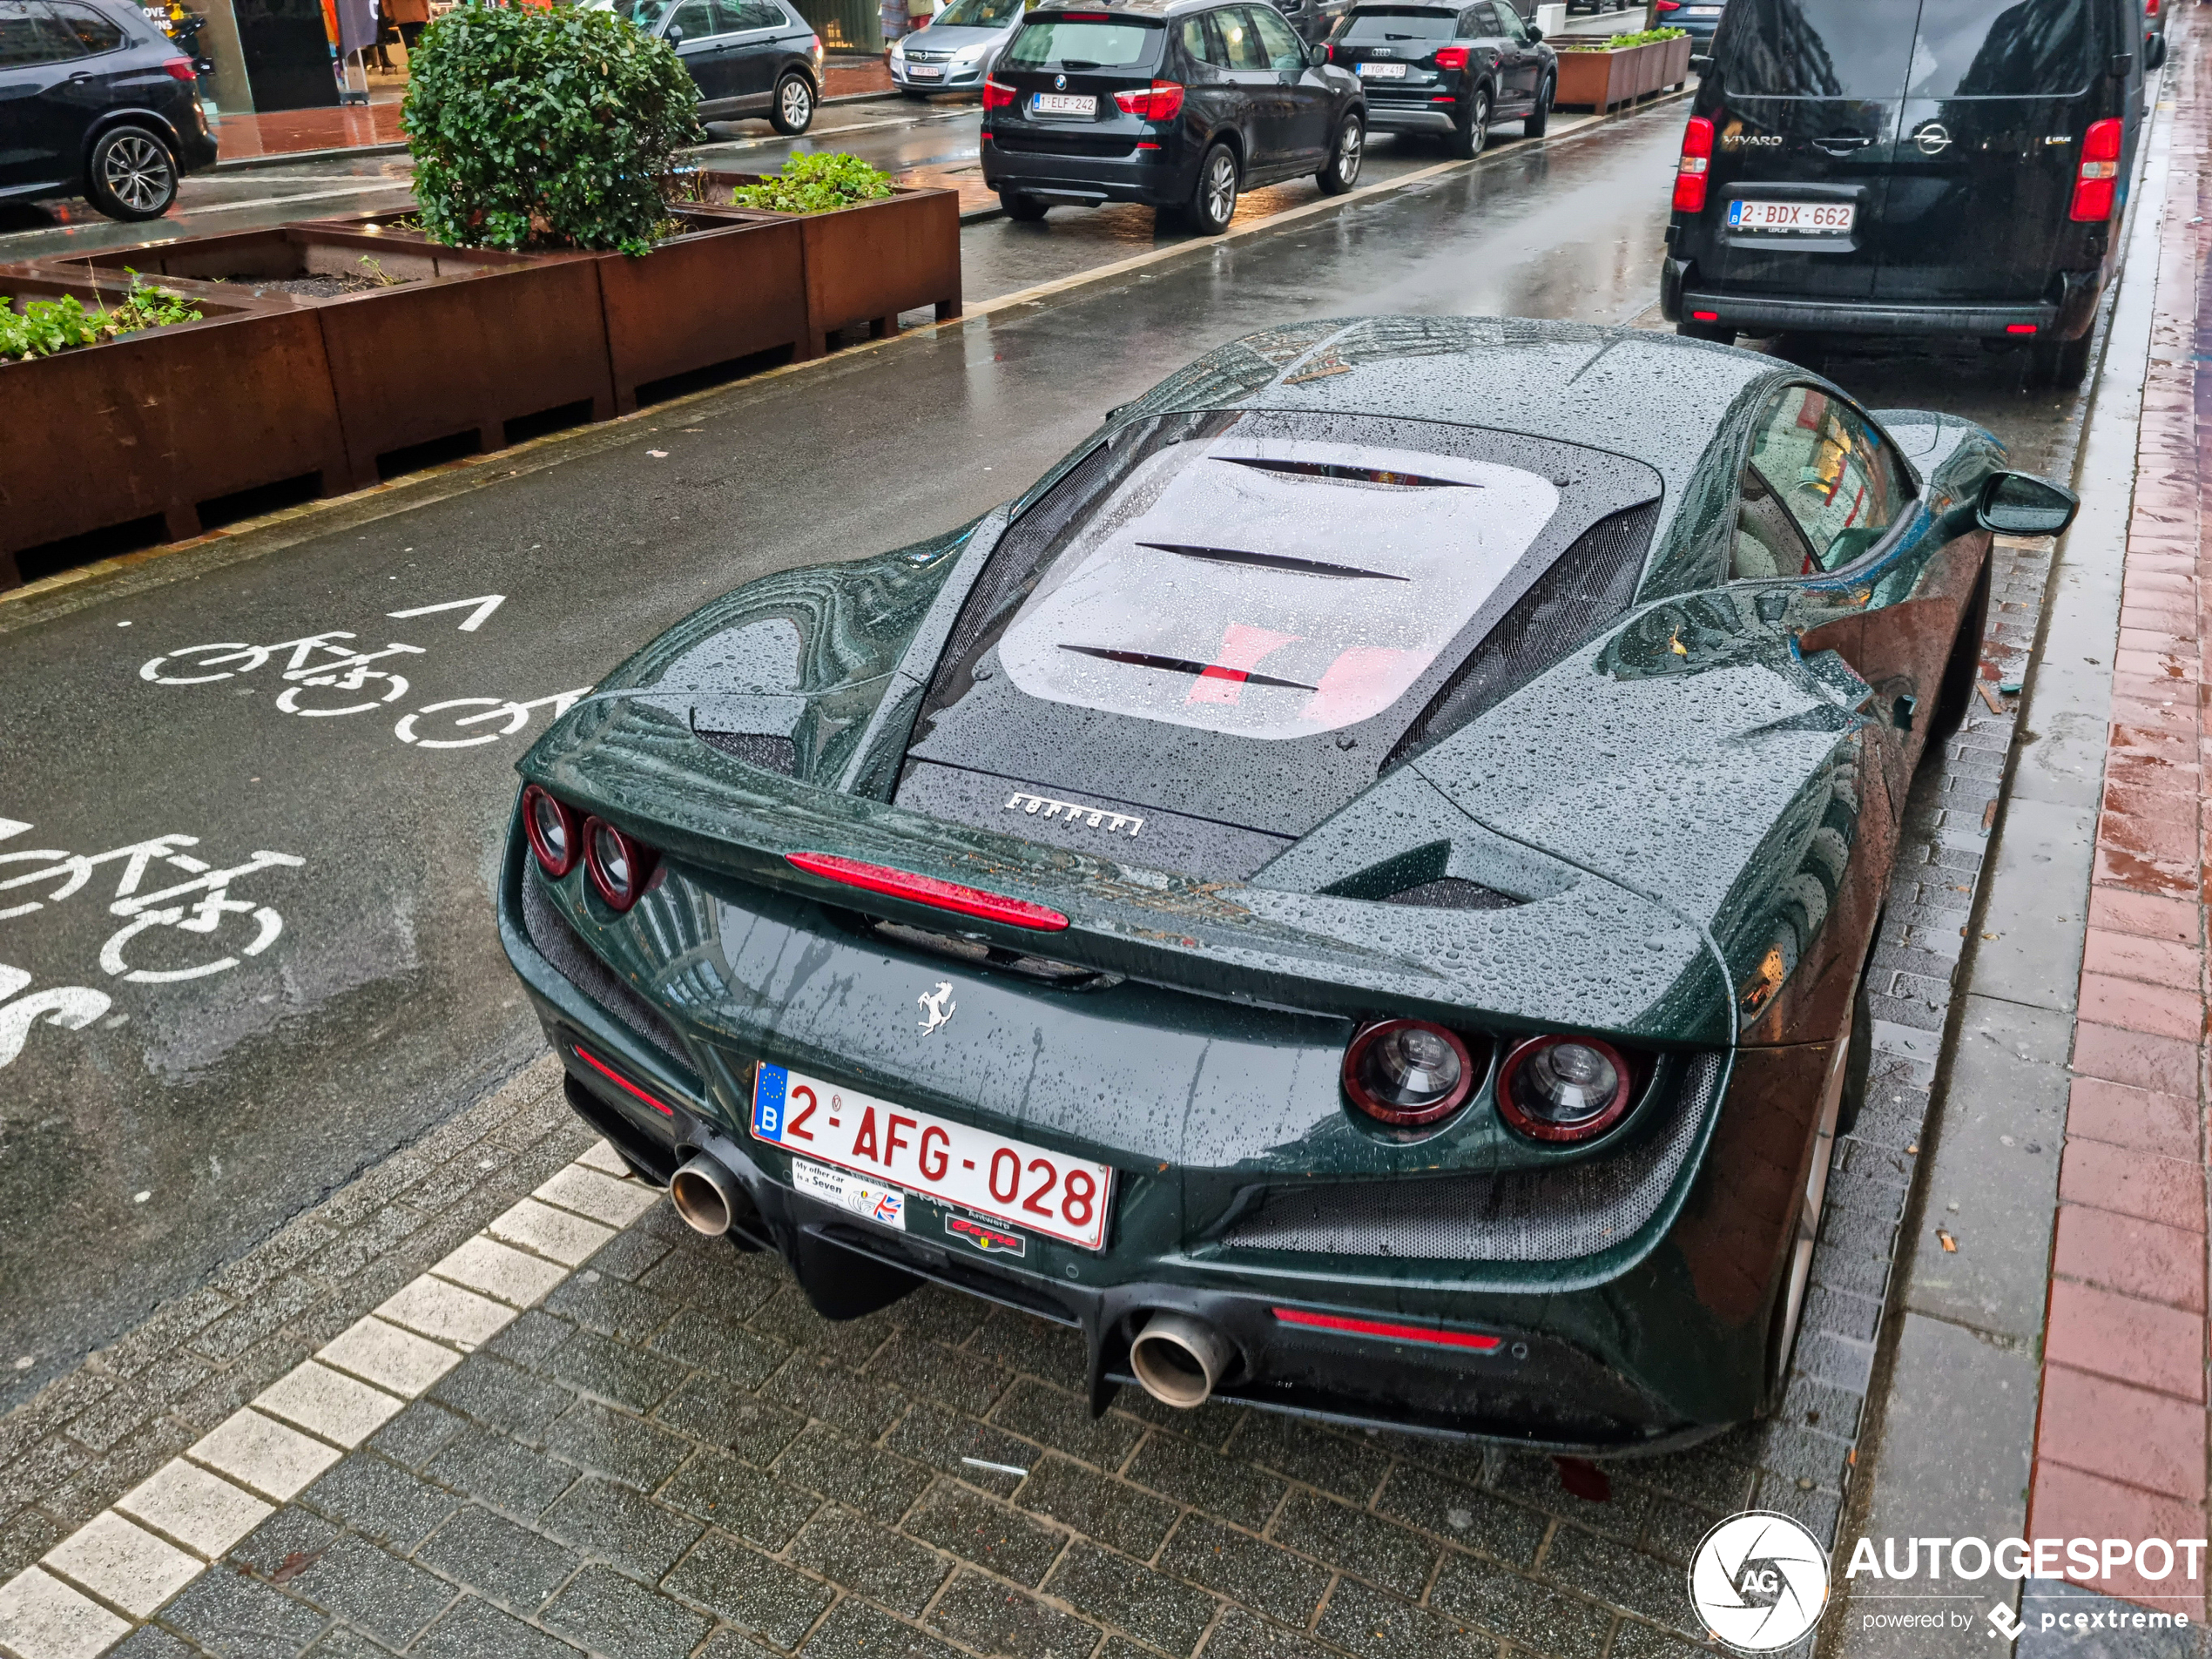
[2024,24,2212,1626]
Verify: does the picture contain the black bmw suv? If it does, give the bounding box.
[1326,1,1555,157]
[1660,0,2143,385]
[0,0,216,222]
[981,0,1367,233]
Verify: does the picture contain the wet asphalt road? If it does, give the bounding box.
[0,95,2089,1408]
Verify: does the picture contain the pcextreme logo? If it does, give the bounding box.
[1689,1513,1831,1652]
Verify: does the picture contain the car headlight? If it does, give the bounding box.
[1498,1035,1633,1143]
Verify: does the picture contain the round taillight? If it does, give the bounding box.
[522,785,579,877]
[583,817,658,912]
[1498,1035,1633,1143]
[1342,1019,1475,1126]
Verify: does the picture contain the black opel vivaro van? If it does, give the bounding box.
[1659,0,2144,386]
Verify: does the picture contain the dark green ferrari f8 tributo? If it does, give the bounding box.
[498,317,2077,1452]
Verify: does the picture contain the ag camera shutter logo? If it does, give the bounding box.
[1689,1512,1831,1652]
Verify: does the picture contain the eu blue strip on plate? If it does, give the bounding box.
[753,1062,789,1141]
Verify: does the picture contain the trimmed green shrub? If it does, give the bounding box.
[404,1,701,256]
[724,152,895,214]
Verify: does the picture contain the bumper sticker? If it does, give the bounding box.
[791,1157,906,1231]
[946,1214,1027,1258]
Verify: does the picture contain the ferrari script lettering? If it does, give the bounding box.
[1004,792,1143,837]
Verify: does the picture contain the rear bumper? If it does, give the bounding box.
[981,135,1192,206]
[1667,260,2103,341]
[1365,103,1458,133]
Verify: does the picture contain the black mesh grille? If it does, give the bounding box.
[1218,1052,1723,1262]
[1382,878,1520,911]
[521,873,692,1069]
[696,730,798,774]
[1387,500,1659,768]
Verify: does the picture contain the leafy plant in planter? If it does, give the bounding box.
[1,275,202,364]
[405,1,702,257]
[1561,24,1687,47]
[722,152,896,214]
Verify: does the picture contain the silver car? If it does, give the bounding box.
[889,0,1027,95]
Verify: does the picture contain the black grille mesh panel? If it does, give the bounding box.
[1219,1052,1723,1262]
[522,873,692,1069]
[696,730,798,774]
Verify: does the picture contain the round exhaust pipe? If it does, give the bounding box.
[669,1154,741,1237]
[1129,1312,1235,1409]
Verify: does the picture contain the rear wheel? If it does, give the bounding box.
[771,72,815,134]
[85,125,178,221]
[1927,555,1993,745]
[2029,329,2093,388]
[1676,320,1736,346]
[999,190,1050,221]
[1190,142,1239,233]
[1317,114,1363,193]
[1449,84,1491,158]
[1522,72,1552,137]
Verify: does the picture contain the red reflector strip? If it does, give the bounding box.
[574,1045,676,1116]
[1136,140,1161,149]
[1691,310,1719,321]
[786,851,1071,931]
[2006,323,2038,334]
[1271,1307,1503,1352]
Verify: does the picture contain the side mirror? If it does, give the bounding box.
[1978,470,2079,536]
[666,24,685,42]
[1525,24,1541,39]
[1308,39,1326,64]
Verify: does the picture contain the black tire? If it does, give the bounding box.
[1927,554,1993,745]
[1190,141,1238,234]
[1449,84,1491,158]
[899,86,931,98]
[999,190,1049,221]
[1316,114,1364,194]
[2029,329,2094,388]
[1522,72,1552,137]
[1676,320,1736,346]
[770,72,815,134]
[2148,30,2168,68]
[84,125,178,222]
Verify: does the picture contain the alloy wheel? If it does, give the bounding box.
[779,77,813,130]
[103,135,172,214]
[1203,152,1236,227]
[1337,121,1363,186]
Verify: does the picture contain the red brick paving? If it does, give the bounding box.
[2027,28,2211,1619]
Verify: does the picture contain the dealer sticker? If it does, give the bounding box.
[946,1214,1027,1258]
[791,1157,906,1231]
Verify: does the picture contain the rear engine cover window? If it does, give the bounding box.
[1005,16,1163,66]
[995,436,1561,738]
[1337,9,1459,41]
[1905,0,2089,98]
[1718,0,1919,97]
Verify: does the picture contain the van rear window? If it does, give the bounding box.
[1906,0,2091,98]
[1004,15,1163,67]
[1720,0,2093,98]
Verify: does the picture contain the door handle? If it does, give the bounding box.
[1811,134,1871,153]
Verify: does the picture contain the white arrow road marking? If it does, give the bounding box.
[0,819,31,842]
[387,596,506,633]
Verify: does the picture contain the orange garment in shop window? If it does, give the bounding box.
[320,0,340,45]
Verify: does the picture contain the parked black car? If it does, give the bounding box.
[981,0,1366,233]
[0,0,215,222]
[1325,0,1553,156]
[1660,0,2143,387]
[1654,0,1725,58]
[599,0,824,132]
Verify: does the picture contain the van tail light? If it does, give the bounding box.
[1433,45,1467,68]
[159,56,197,78]
[1673,113,1713,213]
[1114,79,1186,119]
[1498,1035,1634,1143]
[982,76,1017,109]
[2146,0,2159,15]
[1655,0,1680,10]
[2071,118,2121,221]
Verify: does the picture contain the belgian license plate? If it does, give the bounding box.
[1729,199,1856,233]
[1359,60,1406,77]
[1031,91,1096,115]
[907,63,942,78]
[1686,5,1720,14]
[752,1062,1114,1251]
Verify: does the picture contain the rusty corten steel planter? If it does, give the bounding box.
[0,266,347,586]
[688,177,962,355]
[1553,32,1692,111]
[42,226,617,491]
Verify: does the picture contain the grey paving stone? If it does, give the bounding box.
[1016,1453,1181,1560]
[1198,1606,1345,1659]
[1312,1578,1493,1658]
[108,1626,201,1658]
[1608,1617,1712,1659]
[967,1309,1089,1385]
[1631,1440,1758,1518]
[648,1377,789,1461]
[1109,1393,1244,1453]
[787,1504,951,1616]
[881,1400,1037,1496]
[1372,1468,1547,1569]
[163,1558,333,1656]
[867,1335,1012,1417]
[588,1226,678,1285]
[772,1421,933,1523]
[482,1311,577,1371]
[697,1629,784,1659]
[887,1284,993,1349]
[543,1562,714,1659]
[1486,1457,1655,1548]
[1640,1500,1722,1569]
[543,1398,691,1492]
[659,1447,821,1549]
[636,1238,780,1320]
[1127,1434,1285,1534]
[1042,1540,1218,1657]
[1539,1527,1696,1635]
[927,1568,1101,1659]
[544,1273,680,1345]
[1269,1487,1435,1600]
[0,1507,64,1580]
[427,1426,579,1520]
[410,1583,584,1655]
[546,1330,691,1414]
[1223,1413,1391,1507]
[368,1401,465,1473]
[1158,1514,1331,1627]
[901,1480,1067,1587]
[428,1355,577,1440]
[1431,1551,1610,1659]
[662,1527,836,1648]
[302,1626,397,1656]
[298,1453,460,1552]
[647,1311,788,1391]
[265,1529,460,1649]
[765,1353,909,1440]
[233,1505,342,1579]
[416,1502,583,1612]
[801,1596,965,1658]
[989,1381,1144,1472]
[541,1475,705,1581]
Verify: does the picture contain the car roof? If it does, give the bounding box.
[1029,0,1232,17]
